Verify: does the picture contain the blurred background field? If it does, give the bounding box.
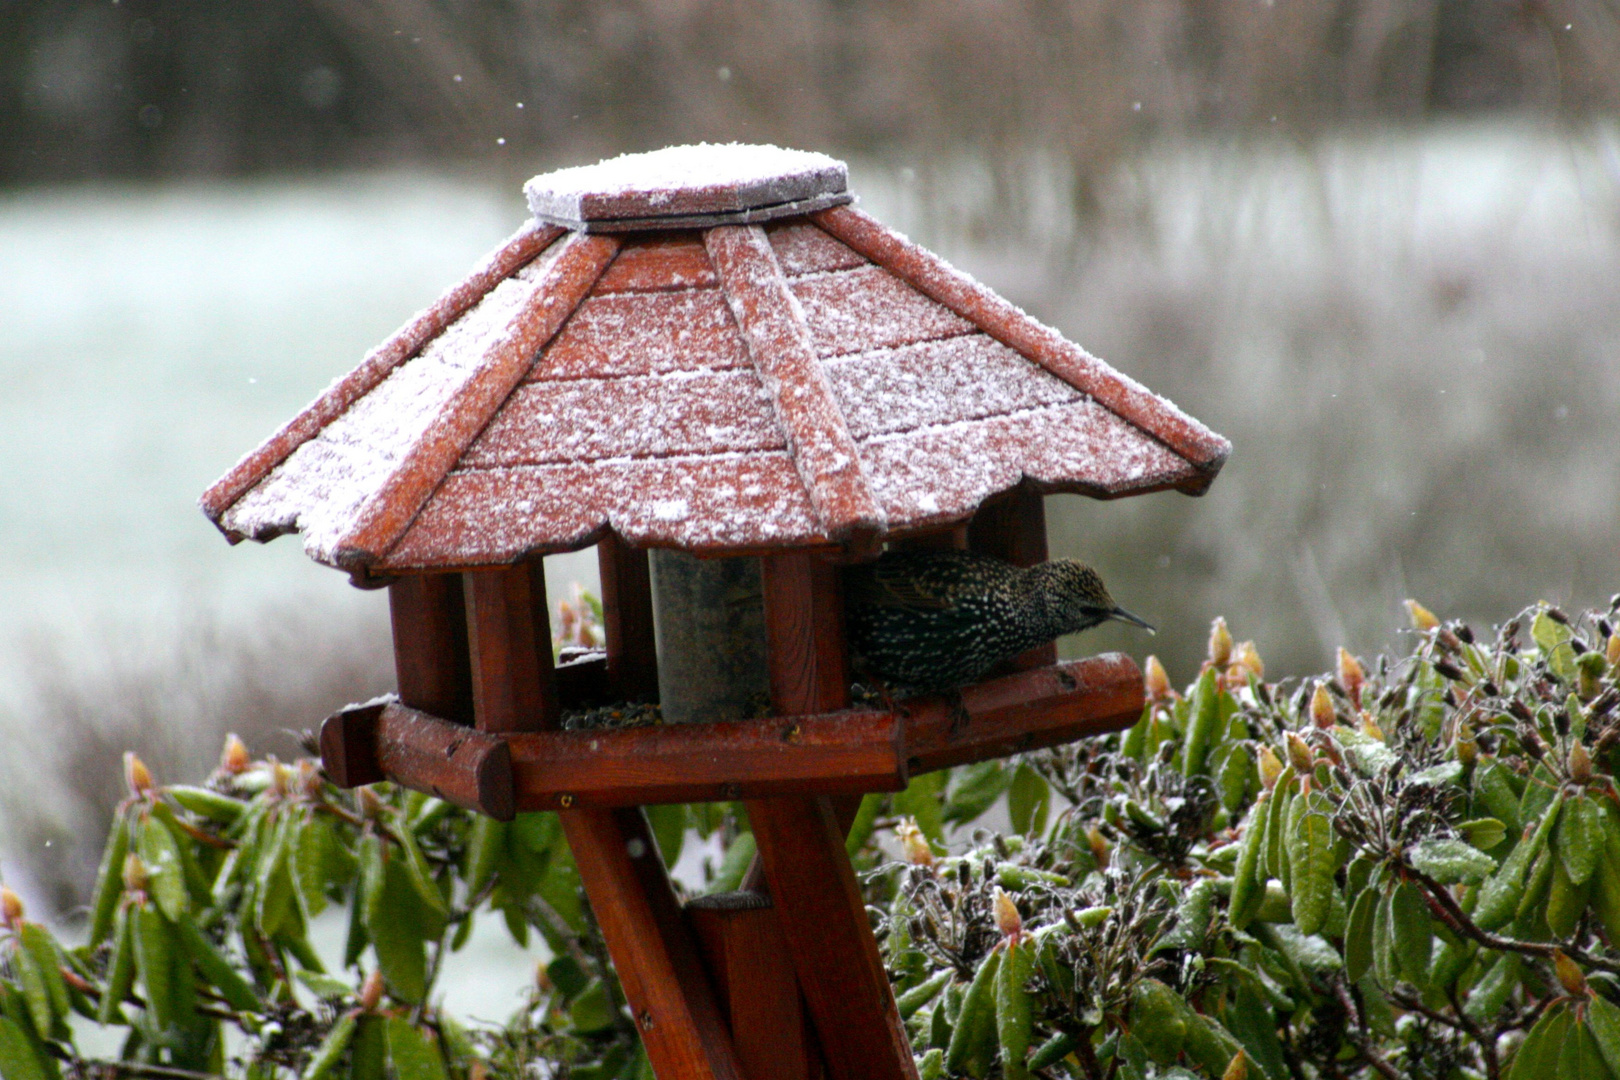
[2,0,1619,937]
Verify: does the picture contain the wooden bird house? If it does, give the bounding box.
[202,144,1228,1080]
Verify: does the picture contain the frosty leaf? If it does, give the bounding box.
[1408,838,1497,884]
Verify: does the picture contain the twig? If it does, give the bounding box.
[1330,977,1403,1080]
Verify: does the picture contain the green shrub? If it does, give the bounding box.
[5,597,1620,1079]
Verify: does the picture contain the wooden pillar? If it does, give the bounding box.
[562,808,745,1080]
[599,534,660,703]
[687,893,821,1080]
[388,573,475,725]
[463,561,558,733]
[746,551,918,1080]
[968,486,1056,670]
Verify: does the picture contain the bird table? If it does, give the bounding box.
[202,145,1229,1080]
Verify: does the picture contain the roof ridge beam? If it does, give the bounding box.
[201,221,566,531]
[810,205,1232,477]
[705,224,887,552]
[334,231,621,570]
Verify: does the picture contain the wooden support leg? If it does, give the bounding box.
[687,893,820,1080]
[749,551,918,1080]
[747,797,917,1080]
[563,807,744,1080]
[969,487,1056,671]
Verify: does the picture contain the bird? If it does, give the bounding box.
[842,549,1154,693]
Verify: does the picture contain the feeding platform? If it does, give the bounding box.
[203,143,1227,1080]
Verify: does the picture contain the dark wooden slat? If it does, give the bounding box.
[463,562,559,733]
[749,797,917,1080]
[889,526,968,553]
[905,653,1143,773]
[389,573,475,725]
[599,534,660,702]
[562,807,744,1080]
[750,551,917,1080]
[687,894,817,1080]
[319,701,386,788]
[508,710,905,809]
[968,487,1057,671]
[555,653,609,708]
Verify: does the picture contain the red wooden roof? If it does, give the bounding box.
[201,145,1229,580]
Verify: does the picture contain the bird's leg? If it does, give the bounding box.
[947,688,971,735]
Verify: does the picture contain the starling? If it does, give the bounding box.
[843,549,1154,692]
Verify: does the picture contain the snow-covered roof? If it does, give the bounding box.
[201,145,1230,581]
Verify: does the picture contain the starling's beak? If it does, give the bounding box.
[1108,606,1156,634]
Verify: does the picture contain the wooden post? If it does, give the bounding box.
[599,533,660,703]
[746,551,918,1080]
[389,574,475,725]
[968,486,1056,671]
[686,893,820,1080]
[463,561,558,732]
[562,808,745,1080]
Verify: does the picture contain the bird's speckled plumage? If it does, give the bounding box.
[842,550,1152,692]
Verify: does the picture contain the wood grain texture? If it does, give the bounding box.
[811,204,1231,485]
[687,895,818,1080]
[967,488,1056,672]
[464,562,559,733]
[332,232,620,568]
[761,552,850,718]
[595,233,719,293]
[748,796,918,1080]
[562,807,744,1080]
[706,224,886,551]
[388,573,475,725]
[371,702,514,819]
[508,709,905,809]
[599,534,661,704]
[201,221,564,528]
[905,653,1143,773]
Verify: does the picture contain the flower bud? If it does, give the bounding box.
[1258,746,1283,790]
[1454,719,1477,767]
[1608,633,1620,667]
[1554,949,1589,998]
[1570,740,1594,785]
[896,819,935,867]
[1360,712,1385,742]
[1144,655,1171,700]
[122,852,149,894]
[360,968,385,1011]
[1405,599,1439,632]
[221,733,251,775]
[1208,618,1233,668]
[124,751,154,796]
[1337,649,1365,707]
[993,887,1023,940]
[1232,640,1264,681]
[0,885,23,929]
[1222,1050,1250,1080]
[1086,826,1111,868]
[1286,731,1315,775]
[1310,681,1336,729]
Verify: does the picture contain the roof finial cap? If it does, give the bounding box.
[524,143,851,232]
